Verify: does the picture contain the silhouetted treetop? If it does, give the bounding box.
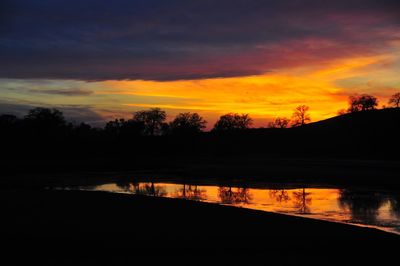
[105,118,145,138]
[268,117,290,128]
[24,107,66,128]
[105,119,125,135]
[132,108,166,136]
[0,114,19,126]
[389,92,400,108]
[212,113,253,131]
[169,112,207,135]
[348,94,378,113]
[291,105,311,127]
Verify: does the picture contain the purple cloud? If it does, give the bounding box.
[0,0,399,81]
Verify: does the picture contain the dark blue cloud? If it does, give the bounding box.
[1,0,399,81]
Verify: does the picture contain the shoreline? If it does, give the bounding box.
[2,188,399,265]
[74,187,400,237]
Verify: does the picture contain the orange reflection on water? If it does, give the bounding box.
[94,182,400,234]
[97,183,344,216]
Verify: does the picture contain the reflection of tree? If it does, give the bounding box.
[389,194,400,219]
[115,180,132,192]
[218,187,252,204]
[269,189,290,203]
[338,189,385,223]
[292,188,312,214]
[115,181,167,197]
[175,184,207,201]
[141,182,167,197]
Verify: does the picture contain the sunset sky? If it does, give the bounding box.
[1,0,400,128]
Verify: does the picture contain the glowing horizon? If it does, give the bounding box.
[1,1,400,128]
[2,50,399,129]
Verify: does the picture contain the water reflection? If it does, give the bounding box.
[338,189,385,223]
[218,187,253,204]
[87,181,400,234]
[174,184,207,201]
[115,181,167,197]
[269,189,290,203]
[292,188,312,214]
[390,195,400,219]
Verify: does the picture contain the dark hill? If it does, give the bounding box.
[205,108,400,158]
[1,109,399,169]
[302,108,400,133]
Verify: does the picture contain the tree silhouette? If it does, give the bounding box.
[105,118,145,138]
[212,113,253,131]
[268,117,290,128]
[388,92,400,108]
[105,119,125,135]
[132,108,166,136]
[291,105,311,127]
[23,107,67,138]
[24,107,66,128]
[348,94,378,113]
[0,114,18,126]
[169,112,207,135]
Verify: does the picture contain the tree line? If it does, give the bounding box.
[0,92,399,138]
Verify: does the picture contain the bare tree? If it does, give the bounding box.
[388,92,400,108]
[291,105,311,127]
[268,117,290,128]
[213,113,253,131]
[348,94,378,113]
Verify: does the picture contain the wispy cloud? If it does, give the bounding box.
[29,88,93,96]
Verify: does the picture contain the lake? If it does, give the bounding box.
[64,178,400,235]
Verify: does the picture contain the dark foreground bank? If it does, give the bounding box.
[2,156,400,189]
[1,189,399,266]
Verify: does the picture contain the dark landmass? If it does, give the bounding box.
[2,189,399,266]
[2,156,400,190]
[1,107,399,265]
[1,108,400,187]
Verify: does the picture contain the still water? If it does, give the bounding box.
[75,180,400,234]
